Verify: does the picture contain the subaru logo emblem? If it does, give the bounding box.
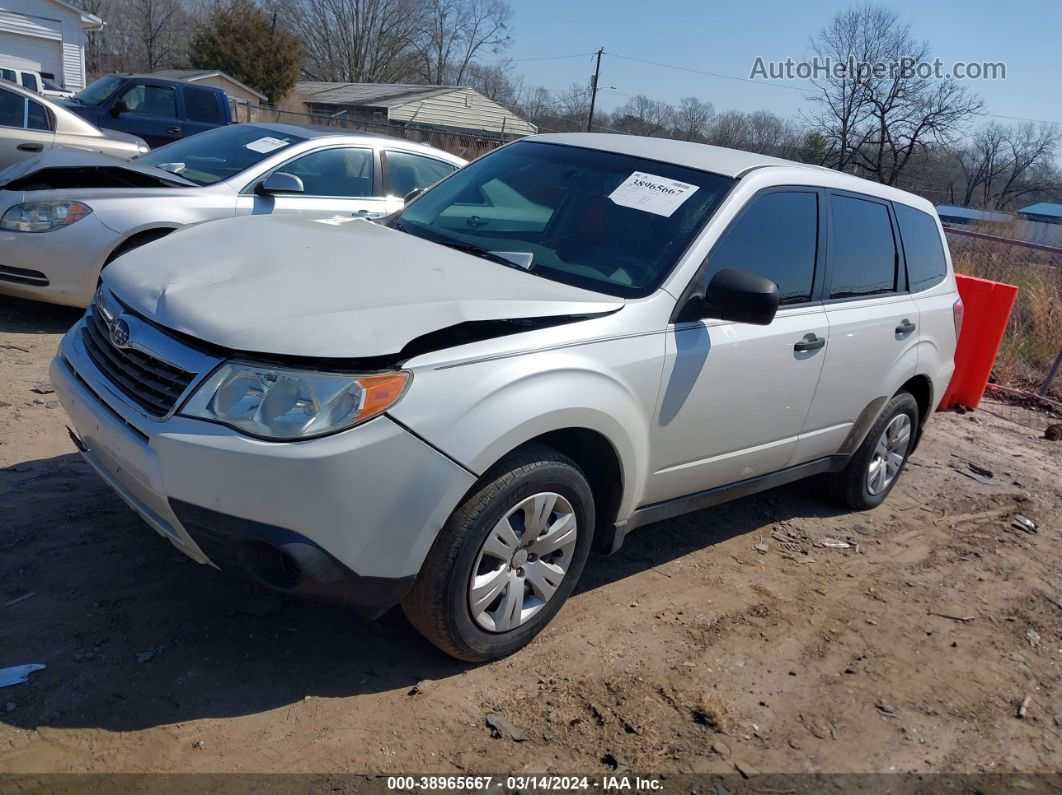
[109,316,131,348]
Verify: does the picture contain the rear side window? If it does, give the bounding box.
[0,69,15,83]
[384,150,457,197]
[895,204,948,292]
[20,73,39,92]
[828,195,897,299]
[706,191,819,305]
[27,99,50,130]
[184,86,222,123]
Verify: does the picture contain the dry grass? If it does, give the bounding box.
[947,223,1062,397]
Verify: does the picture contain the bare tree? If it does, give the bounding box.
[413,0,511,85]
[954,122,1061,208]
[670,96,714,141]
[809,5,983,185]
[286,0,422,82]
[464,59,521,104]
[612,94,673,137]
[805,5,880,171]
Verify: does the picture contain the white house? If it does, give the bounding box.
[295,83,537,138]
[0,0,102,91]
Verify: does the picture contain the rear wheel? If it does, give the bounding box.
[824,391,919,510]
[403,444,594,661]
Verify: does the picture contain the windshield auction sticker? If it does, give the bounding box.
[244,136,291,154]
[608,171,699,217]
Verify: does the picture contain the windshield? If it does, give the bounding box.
[137,125,306,186]
[394,141,734,297]
[73,75,125,106]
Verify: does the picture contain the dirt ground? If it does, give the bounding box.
[1,293,1061,777]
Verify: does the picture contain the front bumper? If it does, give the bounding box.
[0,212,121,307]
[51,316,477,612]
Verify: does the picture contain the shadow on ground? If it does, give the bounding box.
[0,296,82,336]
[0,448,844,733]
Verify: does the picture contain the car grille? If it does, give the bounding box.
[81,307,196,417]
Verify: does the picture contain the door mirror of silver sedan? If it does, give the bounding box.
[256,172,305,196]
[701,268,780,326]
[403,187,424,204]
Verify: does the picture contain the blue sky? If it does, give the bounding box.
[499,0,1061,127]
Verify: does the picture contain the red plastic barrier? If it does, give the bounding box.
[939,274,1019,410]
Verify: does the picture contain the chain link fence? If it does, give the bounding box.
[234,103,512,161]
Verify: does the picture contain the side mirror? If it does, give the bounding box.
[701,268,780,326]
[403,187,424,204]
[255,172,304,196]
[110,100,128,117]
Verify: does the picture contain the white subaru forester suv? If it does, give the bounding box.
[51,133,960,660]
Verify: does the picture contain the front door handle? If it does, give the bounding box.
[895,319,917,336]
[166,126,181,135]
[17,143,43,152]
[794,333,826,352]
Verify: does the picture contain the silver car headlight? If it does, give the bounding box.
[180,362,411,441]
[0,200,93,233]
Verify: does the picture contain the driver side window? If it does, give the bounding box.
[705,190,819,306]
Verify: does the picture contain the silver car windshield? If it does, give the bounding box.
[137,126,307,186]
[394,141,734,297]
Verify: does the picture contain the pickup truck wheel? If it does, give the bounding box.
[825,391,919,510]
[403,443,594,662]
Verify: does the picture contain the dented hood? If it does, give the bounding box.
[104,214,624,358]
[0,147,197,188]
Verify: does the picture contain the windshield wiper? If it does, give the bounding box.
[390,218,523,269]
[435,240,526,269]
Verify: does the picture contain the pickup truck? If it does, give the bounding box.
[61,75,232,148]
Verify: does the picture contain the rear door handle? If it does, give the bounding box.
[895,319,917,335]
[794,333,826,352]
[17,143,43,152]
[166,126,181,135]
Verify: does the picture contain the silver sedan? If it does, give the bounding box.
[0,79,148,170]
[0,122,466,306]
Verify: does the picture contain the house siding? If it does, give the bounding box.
[0,0,95,89]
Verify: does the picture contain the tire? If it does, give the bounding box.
[403,443,595,661]
[824,391,919,510]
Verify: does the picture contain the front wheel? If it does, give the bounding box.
[824,391,919,510]
[403,444,595,661]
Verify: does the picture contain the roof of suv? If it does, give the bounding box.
[531,133,819,178]
[529,132,935,213]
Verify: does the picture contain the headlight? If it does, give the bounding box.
[180,362,411,440]
[1,200,93,233]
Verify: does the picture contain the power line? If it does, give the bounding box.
[484,52,598,64]
[605,52,1061,126]
[606,52,815,94]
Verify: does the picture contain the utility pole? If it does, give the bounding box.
[586,47,604,132]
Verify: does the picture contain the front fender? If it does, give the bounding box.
[390,340,665,520]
